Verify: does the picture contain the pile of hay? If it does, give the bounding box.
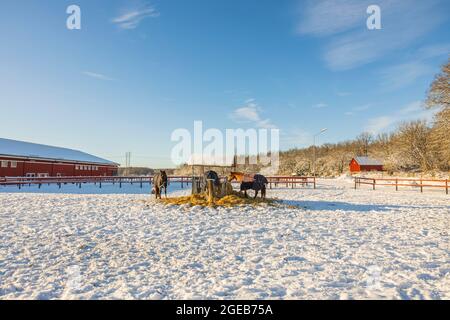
[160,191,275,208]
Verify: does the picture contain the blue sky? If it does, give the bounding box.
[0,0,449,167]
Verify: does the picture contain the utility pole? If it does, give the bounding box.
[313,128,327,177]
[124,152,131,175]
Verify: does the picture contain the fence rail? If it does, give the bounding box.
[0,175,316,190]
[354,177,449,194]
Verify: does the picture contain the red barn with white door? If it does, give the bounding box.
[0,138,119,177]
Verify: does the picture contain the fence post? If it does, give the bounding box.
[373,179,376,190]
[354,178,357,190]
[395,178,398,191]
[313,177,316,189]
[420,179,423,193]
[446,179,448,195]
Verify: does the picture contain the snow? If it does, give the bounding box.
[0,179,449,300]
[0,138,117,165]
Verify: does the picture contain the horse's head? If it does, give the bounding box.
[228,172,244,182]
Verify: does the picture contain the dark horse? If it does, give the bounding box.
[228,172,268,199]
[201,170,221,192]
[152,170,168,199]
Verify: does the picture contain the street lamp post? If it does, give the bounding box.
[313,128,328,177]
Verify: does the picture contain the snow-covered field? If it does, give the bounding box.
[0,179,449,300]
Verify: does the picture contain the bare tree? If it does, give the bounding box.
[426,58,450,170]
[426,58,449,110]
[356,132,373,156]
[394,121,433,171]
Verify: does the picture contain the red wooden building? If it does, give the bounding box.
[0,138,119,177]
[349,156,383,173]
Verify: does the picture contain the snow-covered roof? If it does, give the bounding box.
[354,156,383,166]
[0,138,118,165]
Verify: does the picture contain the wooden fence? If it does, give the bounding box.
[0,175,316,190]
[354,177,449,194]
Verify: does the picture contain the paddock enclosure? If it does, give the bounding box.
[0,175,317,190]
[354,177,449,194]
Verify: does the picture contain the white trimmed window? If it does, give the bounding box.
[1,160,8,168]
[10,161,17,168]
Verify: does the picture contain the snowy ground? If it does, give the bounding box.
[0,179,449,300]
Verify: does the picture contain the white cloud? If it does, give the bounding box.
[280,128,312,149]
[230,100,276,129]
[344,104,371,116]
[379,43,450,90]
[112,4,159,30]
[365,116,397,134]
[353,104,371,111]
[297,0,369,36]
[313,103,328,109]
[364,101,437,134]
[297,0,446,70]
[82,71,115,81]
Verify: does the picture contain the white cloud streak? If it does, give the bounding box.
[313,103,328,109]
[364,101,437,134]
[297,0,446,70]
[379,43,450,90]
[82,71,115,81]
[112,4,159,30]
[230,100,276,129]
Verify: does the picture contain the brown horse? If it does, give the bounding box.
[228,172,268,199]
[227,172,252,182]
[152,170,168,199]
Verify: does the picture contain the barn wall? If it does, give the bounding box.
[0,156,118,177]
[360,165,383,172]
[349,159,360,173]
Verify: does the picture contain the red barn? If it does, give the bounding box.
[349,156,383,173]
[0,138,119,177]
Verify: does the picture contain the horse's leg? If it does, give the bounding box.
[244,190,248,198]
[155,187,159,199]
[164,185,167,198]
[254,189,258,199]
